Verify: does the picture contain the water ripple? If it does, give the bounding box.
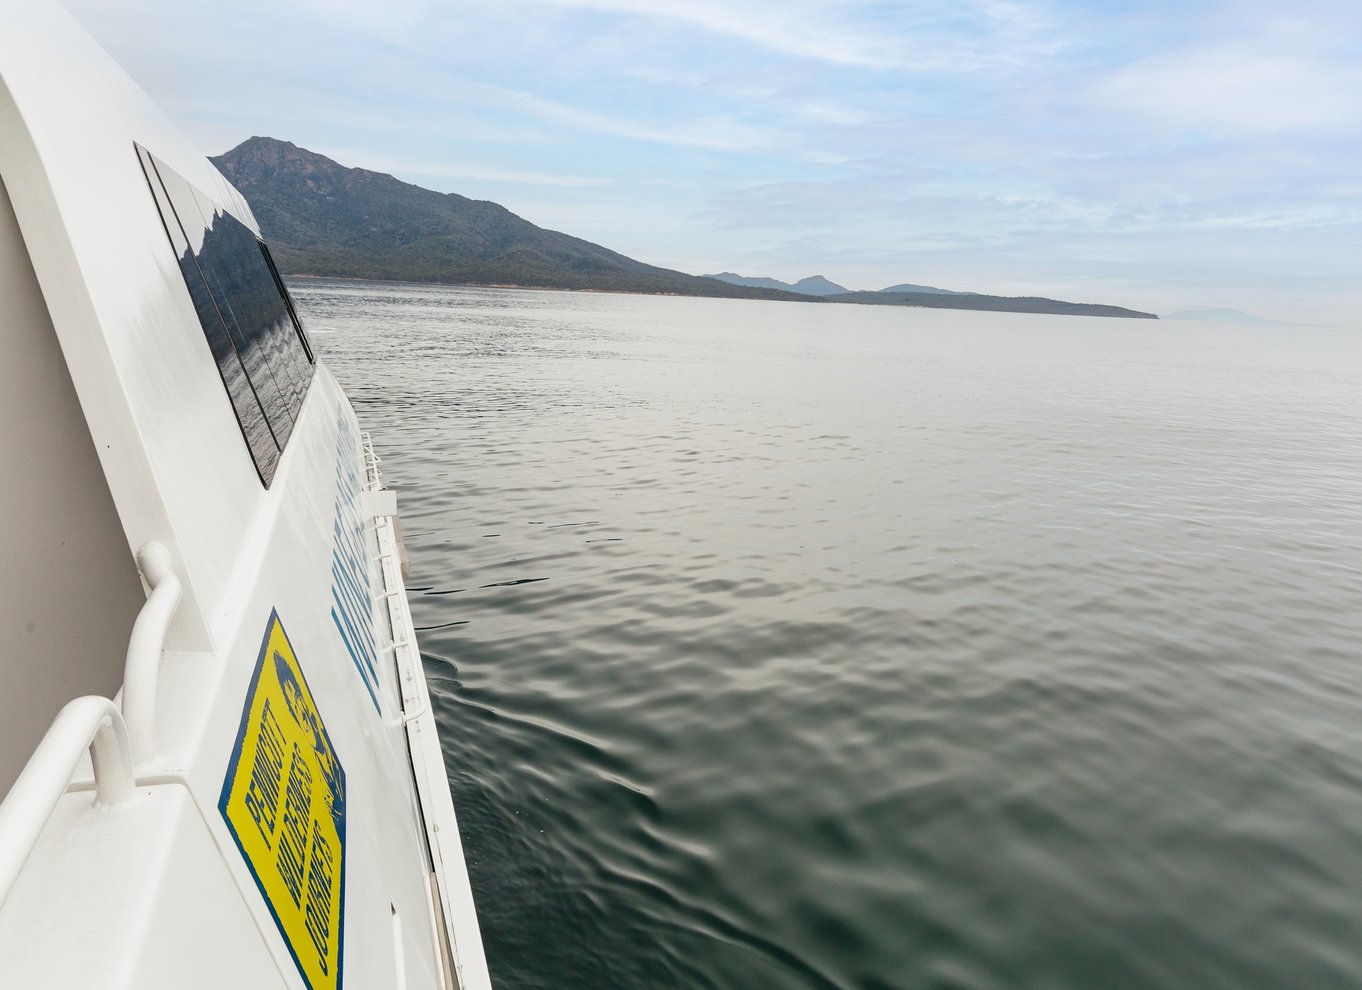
[305,282,1362,990]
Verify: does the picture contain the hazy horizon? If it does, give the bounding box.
[65,0,1362,328]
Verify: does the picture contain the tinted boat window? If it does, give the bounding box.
[137,146,280,483]
[187,183,298,449]
[261,242,314,364]
[136,146,315,486]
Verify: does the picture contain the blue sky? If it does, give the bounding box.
[66,0,1362,324]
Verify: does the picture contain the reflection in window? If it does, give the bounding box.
[136,146,314,487]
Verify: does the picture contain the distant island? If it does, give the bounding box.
[704,272,850,296]
[833,290,1158,319]
[710,273,1158,319]
[213,137,1157,320]
[1163,308,1281,324]
[707,273,960,298]
[878,282,962,295]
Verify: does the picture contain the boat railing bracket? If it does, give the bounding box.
[0,696,136,911]
[121,541,183,766]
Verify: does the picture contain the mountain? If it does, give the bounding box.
[1163,308,1280,324]
[789,275,851,296]
[830,290,1158,320]
[879,282,961,295]
[789,275,849,294]
[703,272,791,291]
[704,272,850,296]
[211,138,808,301]
[213,139,1157,318]
[707,275,1151,316]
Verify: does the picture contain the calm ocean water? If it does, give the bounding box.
[297,280,1362,990]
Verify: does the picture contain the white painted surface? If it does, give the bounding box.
[0,0,265,652]
[0,696,134,911]
[0,2,494,987]
[0,785,287,988]
[370,446,493,990]
[0,169,143,796]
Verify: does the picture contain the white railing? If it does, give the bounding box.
[361,431,382,489]
[0,540,180,910]
[121,541,182,764]
[0,696,135,910]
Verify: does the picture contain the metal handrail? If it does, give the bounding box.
[0,696,135,911]
[121,541,182,764]
[361,431,383,488]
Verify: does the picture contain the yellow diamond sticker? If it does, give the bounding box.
[220,610,346,990]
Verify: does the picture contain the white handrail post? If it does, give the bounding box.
[0,697,135,911]
[121,541,182,765]
[90,710,136,806]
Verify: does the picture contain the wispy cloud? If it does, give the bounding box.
[526,0,897,68]
[503,88,790,152]
[520,0,1063,73]
[323,150,614,187]
[1095,28,1362,135]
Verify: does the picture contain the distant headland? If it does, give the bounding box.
[1162,308,1285,325]
[213,137,1157,320]
[707,273,1158,319]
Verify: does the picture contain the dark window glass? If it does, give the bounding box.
[261,242,314,364]
[137,146,280,483]
[186,183,297,449]
[136,146,315,487]
[258,241,315,409]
